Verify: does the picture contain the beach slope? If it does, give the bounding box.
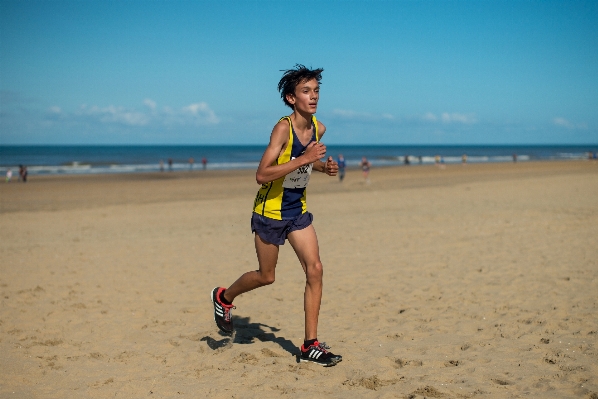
[1,161,597,398]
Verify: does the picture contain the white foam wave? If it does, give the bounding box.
[0,151,587,176]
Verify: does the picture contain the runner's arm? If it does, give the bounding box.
[256,121,326,185]
[312,123,338,176]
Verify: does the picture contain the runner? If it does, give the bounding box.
[211,64,342,366]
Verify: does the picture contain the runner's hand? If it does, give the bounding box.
[325,156,338,176]
[303,142,326,164]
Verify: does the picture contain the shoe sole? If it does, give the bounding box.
[299,357,342,367]
[211,287,234,335]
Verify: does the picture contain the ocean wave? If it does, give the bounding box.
[0,161,261,175]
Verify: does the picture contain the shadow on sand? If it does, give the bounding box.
[201,315,298,355]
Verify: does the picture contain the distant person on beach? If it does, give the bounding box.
[404,155,410,165]
[168,158,173,171]
[159,160,164,172]
[5,169,12,182]
[19,165,28,182]
[211,64,342,367]
[337,154,346,182]
[189,157,194,171]
[462,154,467,165]
[202,157,207,170]
[360,156,371,183]
[513,153,517,163]
[435,155,445,169]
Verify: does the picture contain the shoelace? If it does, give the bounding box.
[318,342,330,349]
[223,305,236,322]
[317,341,331,352]
[303,341,331,353]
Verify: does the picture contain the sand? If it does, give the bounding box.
[1,161,597,399]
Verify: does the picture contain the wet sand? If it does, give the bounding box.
[1,161,597,398]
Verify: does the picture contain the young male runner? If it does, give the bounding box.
[211,64,342,366]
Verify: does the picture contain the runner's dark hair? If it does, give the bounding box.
[278,64,324,109]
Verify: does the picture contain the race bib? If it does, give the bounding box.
[282,160,313,189]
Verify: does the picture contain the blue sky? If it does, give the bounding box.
[1,0,597,145]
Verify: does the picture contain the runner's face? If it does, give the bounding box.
[288,79,319,114]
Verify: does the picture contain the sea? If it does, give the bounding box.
[0,145,596,176]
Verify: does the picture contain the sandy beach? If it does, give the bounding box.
[1,160,597,399]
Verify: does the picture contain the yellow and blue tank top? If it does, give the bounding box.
[253,115,319,220]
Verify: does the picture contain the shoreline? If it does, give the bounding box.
[1,160,596,214]
[2,143,595,177]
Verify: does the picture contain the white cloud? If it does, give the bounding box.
[46,100,220,128]
[160,102,219,126]
[143,98,157,111]
[331,110,478,126]
[331,109,394,121]
[182,102,219,124]
[553,117,587,130]
[423,112,437,122]
[414,112,476,125]
[441,112,477,124]
[553,117,573,129]
[77,105,150,126]
[332,109,359,118]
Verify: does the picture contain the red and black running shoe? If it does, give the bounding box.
[300,341,342,367]
[211,287,235,335]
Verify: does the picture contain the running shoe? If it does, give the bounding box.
[211,287,235,335]
[300,341,342,367]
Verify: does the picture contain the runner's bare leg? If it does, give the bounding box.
[223,234,279,303]
[287,224,323,341]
